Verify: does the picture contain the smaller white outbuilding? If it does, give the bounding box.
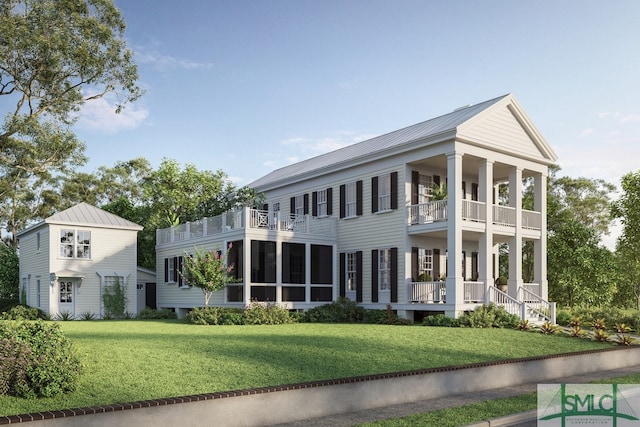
[16,202,143,319]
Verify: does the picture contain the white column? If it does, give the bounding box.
[534,173,548,300]
[508,167,523,298]
[305,243,311,304]
[446,152,463,317]
[243,239,252,306]
[479,159,494,293]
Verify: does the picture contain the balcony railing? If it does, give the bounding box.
[157,208,337,245]
[408,200,541,231]
[409,281,446,303]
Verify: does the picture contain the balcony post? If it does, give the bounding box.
[479,159,494,293]
[446,151,464,317]
[508,166,523,298]
[534,173,548,300]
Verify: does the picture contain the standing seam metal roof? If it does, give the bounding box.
[248,94,510,189]
[45,202,143,230]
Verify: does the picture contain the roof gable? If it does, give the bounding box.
[45,202,143,231]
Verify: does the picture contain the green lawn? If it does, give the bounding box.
[0,320,613,417]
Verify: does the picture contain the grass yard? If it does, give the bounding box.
[0,320,613,417]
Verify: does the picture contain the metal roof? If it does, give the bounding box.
[249,94,510,189]
[45,202,143,230]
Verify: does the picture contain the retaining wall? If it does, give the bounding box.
[3,346,640,426]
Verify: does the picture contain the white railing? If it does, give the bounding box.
[488,285,522,317]
[408,200,448,225]
[517,286,554,323]
[463,281,485,303]
[492,205,515,227]
[157,208,337,246]
[462,200,486,223]
[409,281,446,303]
[522,283,540,295]
[522,209,542,230]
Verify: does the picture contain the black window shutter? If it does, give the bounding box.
[178,256,183,286]
[262,203,268,211]
[172,256,178,282]
[462,181,466,200]
[472,183,479,201]
[290,197,296,215]
[164,258,169,283]
[371,176,379,213]
[356,251,363,303]
[433,175,440,186]
[339,253,346,297]
[339,184,346,218]
[433,248,440,280]
[356,180,363,216]
[327,187,333,215]
[411,247,418,281]
[312,191,318,217]
[303,194,309,215]
[390,247,398,303]
[411,171,419,205]
[371,249,379,303]
[390,172,398,210]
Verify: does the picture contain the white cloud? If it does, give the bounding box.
[579,128,595,137]
[75,93,149,134]
[134,46,214,71]
[620,114,640,124]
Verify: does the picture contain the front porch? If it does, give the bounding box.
[407,281,555,323]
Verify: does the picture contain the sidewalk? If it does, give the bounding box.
[271,364,640,427]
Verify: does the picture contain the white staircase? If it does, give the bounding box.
[488,285,556,324]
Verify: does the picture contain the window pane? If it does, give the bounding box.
[283,242,305,284]
[311,245,332,284]
[251,240,276,283]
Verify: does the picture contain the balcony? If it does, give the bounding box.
[407,200,541,230]
[157,208,337,246]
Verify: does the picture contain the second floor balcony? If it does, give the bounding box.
[407,200,542,232]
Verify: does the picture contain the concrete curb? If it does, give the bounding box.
[464,410,537,426]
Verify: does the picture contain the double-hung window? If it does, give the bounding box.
[378,249,391,291]
[345,182,357,217]
[316,189,327,217]
[418,174,433,203]
[346,252,357,292]
[372,172,397,213]
[418,248,433,279]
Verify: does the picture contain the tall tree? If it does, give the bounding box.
[611,171,640,308]
[0,0,142,245]
[0,241,19,302]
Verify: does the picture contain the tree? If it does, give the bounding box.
[180,245,234,307]
[0,241,18,302]
[0,0,142,245]
[612,171,640,308]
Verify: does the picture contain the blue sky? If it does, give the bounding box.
[75,0,640,192]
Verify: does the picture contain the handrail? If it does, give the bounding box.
[518,286,553,323]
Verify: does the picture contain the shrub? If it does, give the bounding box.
[591,318,606,331]
[78,311,96,321]
[565,325,587,338]
[459,304,520,328]
[611,334,637,346]
[555,310,572,326]
[537,321,560,335]
[363,306,411,325]
[185,307,243,325]
[304,297,366,323]
[0,304,45,320]
[137,307,177,320]
[242,302,293,325]
[0,320,82,398]
[102,278,127,319]
[422,314,461,327]
[591,328,610,342]
[55,310,74,321]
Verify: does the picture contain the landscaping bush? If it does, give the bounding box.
[555,309,572,326]
[363,306,411,325]
[0,320,82,398]
[0,304,45,320]
[304,297,366,323]
[185,307,243,325]
[459,304,520,328]
[242,302,293,325]
[136,307,177,320]
[422,314,461,327]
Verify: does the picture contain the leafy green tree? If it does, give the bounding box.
[612,171,640,308]
[0,0,142,245]
[0,241,18,302]
[180,246,234,307]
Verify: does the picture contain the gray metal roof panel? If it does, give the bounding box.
[45,202,143,230]
[249,94,509,189]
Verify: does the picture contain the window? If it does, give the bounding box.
[345,182,357,217]
[311,245,332,284]
[418,174,433,203]
[372,172,397,213]
[378,249,391,291]
[36,279,41,308]
[340,180,362,218]
[251,240,276,283]
[36,232,41,252]
[164,257,177,283]
[346,252,357,291]
[59,229,91,259]
[294,195,304,217]
[282,242,305,284]
[59,281,73,303]
[419,248,433,279]
[290,194,308,217]
[314,189,328,217]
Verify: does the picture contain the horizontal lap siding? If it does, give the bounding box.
[18,227,50,310]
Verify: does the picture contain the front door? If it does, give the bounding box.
[58,280,75,318]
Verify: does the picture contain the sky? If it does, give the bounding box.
[72,0,640,245]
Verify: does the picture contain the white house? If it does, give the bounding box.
[16,203,143,319]
[155,94,558,322]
